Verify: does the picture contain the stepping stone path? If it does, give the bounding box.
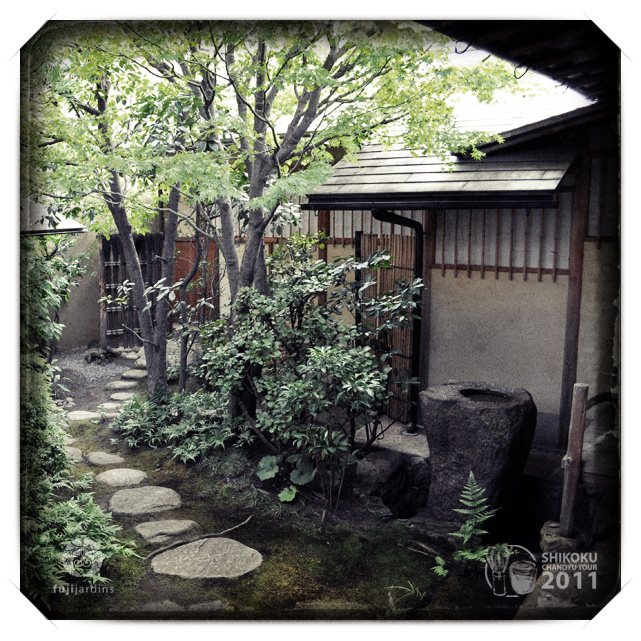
[151,537,263,579]
[86,451,126,466]
[109,486,182,515]
[95,468,148,487]
[62,350,263,614]
[135,519,198,544]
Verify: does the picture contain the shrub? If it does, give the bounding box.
[198,233,422,506]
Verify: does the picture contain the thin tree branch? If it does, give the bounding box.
[145,515,254,560]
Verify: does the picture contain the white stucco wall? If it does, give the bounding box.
[427,269,569,415]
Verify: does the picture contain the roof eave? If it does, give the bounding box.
[303,191,560,211]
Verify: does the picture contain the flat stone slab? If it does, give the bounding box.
[188,601,233,612]
[65,446,84,463]
[110,486,181,515]
[134,358,147,369]
[121,351,140,361]
[110,392,136,402]
[139,600,184,612]
[105,380,139,391]
[135,519,198,543]
[67,410,102,422]
[95,468,148,487]
[151,537,262,579]
[98,402,122,411]
[121,369,147,380]
[86,451,126,466]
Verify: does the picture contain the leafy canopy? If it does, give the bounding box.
[22,20,518,235]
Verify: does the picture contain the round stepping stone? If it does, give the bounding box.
[188,601,233,612]
[98,402,122,412]
[110,392,135,402]
[109,486,181,515]
[65,446,84,463]
[95,468,148,487]
[86,451,125,466]
[67,410,102,422]
[139,600,184,612]
[121,351,140,361]
[122,369,147,380]
[105,380,139,391]
[151,537,262,579]
[135,519,198,543]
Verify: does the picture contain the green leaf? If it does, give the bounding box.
[278,485,298,502]
[290,458,316,486]
[256,455,280,481]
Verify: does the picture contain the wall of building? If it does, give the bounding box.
[57,232,102,351]
[427,268,569,416]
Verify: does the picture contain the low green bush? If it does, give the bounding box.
[111,389,254,462]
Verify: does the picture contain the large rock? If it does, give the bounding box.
[151,537,262,579]
[109,486,181,515]
[354,450,403,496]
[420,381,536,521]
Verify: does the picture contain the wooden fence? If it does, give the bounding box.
[98,234,219,348]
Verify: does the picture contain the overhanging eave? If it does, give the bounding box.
[302,191,560,211]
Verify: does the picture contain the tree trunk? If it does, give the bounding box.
[144,184,180,399]
[178,217,203,392]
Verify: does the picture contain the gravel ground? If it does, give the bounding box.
[54,347,136,389]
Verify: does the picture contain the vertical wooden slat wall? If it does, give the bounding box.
[100,233,220,349]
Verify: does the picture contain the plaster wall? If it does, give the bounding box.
[57,232,101,351]
[427,269,569,415]
[576,241,620,411]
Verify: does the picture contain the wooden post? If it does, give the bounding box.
[559,154,591,448]
[98,236,110,351]
[559,383,589,537]
[317,209,330,304]
[420,210,436,392]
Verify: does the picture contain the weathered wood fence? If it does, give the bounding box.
[98,234,219,348]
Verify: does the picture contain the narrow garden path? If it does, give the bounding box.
[62,347,264,616]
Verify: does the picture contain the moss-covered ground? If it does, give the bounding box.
[41,377,531,622]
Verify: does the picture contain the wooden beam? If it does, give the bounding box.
[559,154,591,448]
